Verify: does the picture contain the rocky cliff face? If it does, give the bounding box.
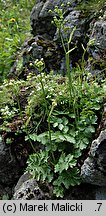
[30,0,81,39]
[86,20,106,78]
[30,0,106,75]
[9,0,106,79]
[0,134,32,199]
[81,129,106,186]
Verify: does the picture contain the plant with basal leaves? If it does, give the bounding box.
[26,74,105,197]
[25,6,106,197]
[0,3,106,198]
[0,70,105,197]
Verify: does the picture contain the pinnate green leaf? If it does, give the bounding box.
[64,134,76,144]
[54,153,77,173]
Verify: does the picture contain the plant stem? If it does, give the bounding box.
[48,105,55,162]
[39,69,55,162]
[16,93,36,152]
[25,128,36,152]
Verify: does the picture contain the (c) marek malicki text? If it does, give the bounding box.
[19,202,82,212]
[52,202,82,212]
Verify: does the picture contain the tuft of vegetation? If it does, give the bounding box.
[0,69,105,197]
[0,0,35,82]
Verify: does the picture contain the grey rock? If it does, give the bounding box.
[17,0,88,77]
[81,157,106,186]
[13,179,44,200]
[95,187,106,200]
[9,35,63,78]
[10,0,106,78]
[38,0,77,18]
[0,138,21,185]
[13,173,97,200]
[81,129,106,186]
[30,0,55,39]
[13,172,51,200]
[86,20,106,76]
[30,0,80,39]
[30,0,91,73]
[91,21,106,51]
[54,10,81,43]
[14,172,32,192]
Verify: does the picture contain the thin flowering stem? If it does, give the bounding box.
[34,59,56,162]
[52,6,79,126]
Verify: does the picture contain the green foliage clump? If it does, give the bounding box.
[0,0,35,81]
[0,69,105,197]
[25,69,105,197]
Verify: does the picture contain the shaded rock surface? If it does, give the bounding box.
[30,0,90,70]
[95,187,106,200]
[0,136,21,199]
[13,173,51,200]
[0,138,21,185]
[13,172,96,200]
[81,129,106,186]
[0,134,32,199]
[30,0,80,39]
[86,20,106,77]
[30,0,106,75]
[0,185,12,200]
